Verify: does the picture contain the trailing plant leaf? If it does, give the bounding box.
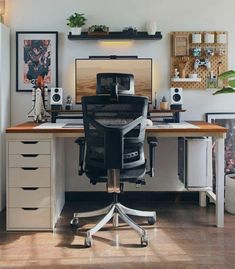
[218,70,235,80]
[228,79,235,88]
[213,87,235,95]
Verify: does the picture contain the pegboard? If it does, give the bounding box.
[170,31,228,89]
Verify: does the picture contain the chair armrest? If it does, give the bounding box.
[75,137,85,175]
[147,137,158,177]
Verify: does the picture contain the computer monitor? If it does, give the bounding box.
[75,58,152,103]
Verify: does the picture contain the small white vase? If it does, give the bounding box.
[70,27,82,35]
[146,21,157,35]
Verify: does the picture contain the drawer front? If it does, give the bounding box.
[8,188,50,207]
[8,168,50,187]
[9,141,50,154]
[9,154,50,168]
[8,208,51,229]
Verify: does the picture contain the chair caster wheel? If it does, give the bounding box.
[70,217,80,229]
[84,237,92,248]
[141,235,148,247]
[147,216,156,225]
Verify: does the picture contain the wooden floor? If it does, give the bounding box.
[1,201,235,269]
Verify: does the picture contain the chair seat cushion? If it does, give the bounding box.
[85,163,146,183]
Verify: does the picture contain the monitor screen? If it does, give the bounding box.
[75,58,152,103]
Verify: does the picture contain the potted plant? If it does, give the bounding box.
[67,12,87,35]
[213,70,235,95]
[213,70,235,214]
[88,25,109,36]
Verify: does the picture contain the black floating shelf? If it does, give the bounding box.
[68,31,162,40]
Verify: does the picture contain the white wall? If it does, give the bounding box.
[4,0,235,191]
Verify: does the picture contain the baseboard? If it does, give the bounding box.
[65,191,199,203]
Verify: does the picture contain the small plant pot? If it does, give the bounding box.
[70,27,82,35]
[225,174,235,214]
[160,101,168,110]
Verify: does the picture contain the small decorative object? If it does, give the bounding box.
[172,33,189,56]
[204,32,214,43]
[122,27,138,35]
[207,71,217,88]
[65,95,73,110]
[160,96,168,110]
[216,33,227,44]
[146,21,157,35]
[192,47,201,57]
[27,76,50,122]
[16,31,58,91]
[174,68,179,78]
[178,56,189,78]
[205,48,214,57]
[88,25,109,35]
[216,48,226,56]
[67,12,86,35]
[192,33,201,43]
[194,58,211,70]
[189,73,198,79]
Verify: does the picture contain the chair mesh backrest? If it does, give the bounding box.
[82,95,148,170]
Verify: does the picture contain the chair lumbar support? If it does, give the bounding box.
[70,193,156,247]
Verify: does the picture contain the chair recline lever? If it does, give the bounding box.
[75,137,85,175]
[147,137,158,177]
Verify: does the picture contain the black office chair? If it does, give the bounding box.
[71,74,157,247]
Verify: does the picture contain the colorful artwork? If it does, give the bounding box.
[23,39,51,86]
[16,32,58,91]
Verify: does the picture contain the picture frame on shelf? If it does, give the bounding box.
[206,112,235,185]
[16,31,58,91]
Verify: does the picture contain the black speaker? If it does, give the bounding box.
[50,88,63,110]
[170,87,183,110]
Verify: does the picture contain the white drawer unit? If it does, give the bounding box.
[7,139,52,230]
[9,141,50,154]
[8,187,50,208]
[8,168,50,187]
[9,154,50,168]
[8,208,51,230]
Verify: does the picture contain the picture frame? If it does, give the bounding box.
[206,112,235,176]
[16,31,58,91]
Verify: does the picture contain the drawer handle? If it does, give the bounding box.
[21,154,39,158]
[21,167,39,170]
[21,141,39,144]
[22,208,39,211]
[21,187,39,191]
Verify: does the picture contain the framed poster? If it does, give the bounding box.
[16,31,58,91]
[206,113,235,177]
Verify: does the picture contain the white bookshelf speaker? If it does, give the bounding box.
[170,87,183,109]
[50,87,63,110]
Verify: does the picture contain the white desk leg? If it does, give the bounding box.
[215,137,225,228]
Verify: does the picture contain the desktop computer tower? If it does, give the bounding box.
[178,137,212,189]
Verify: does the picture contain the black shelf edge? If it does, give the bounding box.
[68,31,162,40]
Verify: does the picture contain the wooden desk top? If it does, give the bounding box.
[6,121,227,137]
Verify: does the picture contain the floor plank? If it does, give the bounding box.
[1,202,235,269]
